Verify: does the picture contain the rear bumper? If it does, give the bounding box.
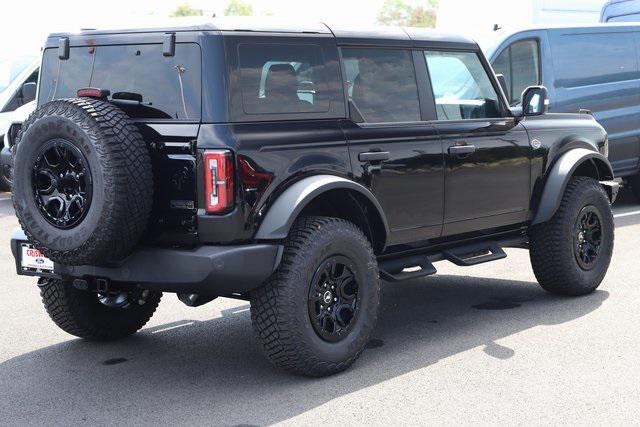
[11,229,283,296]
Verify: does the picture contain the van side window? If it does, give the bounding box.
[425,50,503,120]
[492,40,540,105]
[341,48,421,123]
[238,44,329,115]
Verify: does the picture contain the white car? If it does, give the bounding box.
[0,56,39,191]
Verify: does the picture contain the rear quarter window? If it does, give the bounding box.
[39,43,202,121]
[226,37,345,122]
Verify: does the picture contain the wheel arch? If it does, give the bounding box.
[532,147,614,225]
[254,175,390,253]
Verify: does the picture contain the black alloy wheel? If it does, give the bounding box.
[32,139,92,229]
[573,205,603,270]
[308,255,360,342]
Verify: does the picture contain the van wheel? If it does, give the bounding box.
[39,278,161,340]
[250,216,380,377]
[529,176,614,296]
[629,174,640,201]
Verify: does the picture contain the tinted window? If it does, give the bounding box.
[425,50,502,120]
[492,40,540,105]
[39,44,201,120]
[238,44,331,115]
[552,32,638,88]
[342,48,420,123]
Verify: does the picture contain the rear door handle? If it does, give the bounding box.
[359,151,390,162]
[448,145,476,155]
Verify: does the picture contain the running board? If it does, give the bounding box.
[379,241,508,282]
[442,242,506,266]
[379,255,437,282]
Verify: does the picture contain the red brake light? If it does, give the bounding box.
[203,150,234,213]
[77,87,110,99]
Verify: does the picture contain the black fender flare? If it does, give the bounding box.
[532,148,614,225]
[255,175,390,246]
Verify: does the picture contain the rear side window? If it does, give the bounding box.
[39,43,202,120]
[552,32,638,88]
[492,39,540,105]
[341,48,421,123]
[425,50,503,120]
[238,43,332,115]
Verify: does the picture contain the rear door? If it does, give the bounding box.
[422,49,531,236]
[341,47,444,246]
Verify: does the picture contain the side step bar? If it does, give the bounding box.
[379,241,507,282]
[442,242,506,266]
[379,255,437,282]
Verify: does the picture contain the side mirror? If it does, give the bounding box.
[20,82,37,103]
[521,85,549,116]
[495,73,510,101]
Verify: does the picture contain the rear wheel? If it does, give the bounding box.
[39,278,161,340]
[0,163,10,192]
[529,176,614,296]
[250,216,381,377]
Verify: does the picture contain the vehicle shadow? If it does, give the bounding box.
[0,275,608,425]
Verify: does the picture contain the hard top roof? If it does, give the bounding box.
[46,16,477,48]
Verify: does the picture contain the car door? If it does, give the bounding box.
[423,49,531,236]
[341,47,444,247]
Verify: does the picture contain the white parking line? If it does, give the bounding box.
[614,210,640,218]
[0,196,11,202]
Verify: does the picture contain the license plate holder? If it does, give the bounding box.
[16,242,56,277]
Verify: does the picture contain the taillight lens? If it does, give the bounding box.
[203,150,234,213]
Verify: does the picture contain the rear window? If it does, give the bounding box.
[39,43,201,120]
[238,43,331,115]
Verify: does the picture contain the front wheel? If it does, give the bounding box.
[530,176,614,296]
[250,216,381,377]
[39,278,161,340]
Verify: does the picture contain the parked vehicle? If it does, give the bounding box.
[601,0,640,22]
[0,56,38,191]
[9,19,617,376]
[486,24,640,198]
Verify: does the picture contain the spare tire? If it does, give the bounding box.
[12,98,153,266]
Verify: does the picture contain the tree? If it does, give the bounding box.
[225,0,253,16]
[377,0,438,28]
[170,4,203,17]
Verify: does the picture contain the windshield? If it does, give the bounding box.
[0,56,36,95]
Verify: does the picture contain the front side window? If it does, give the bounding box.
[492,40,540,105]
[342,48,421,123]
[425,50,503,121]
[238,44,330,115]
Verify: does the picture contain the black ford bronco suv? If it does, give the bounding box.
[9,19,618,377]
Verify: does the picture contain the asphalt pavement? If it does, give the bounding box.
[1,189,639,426]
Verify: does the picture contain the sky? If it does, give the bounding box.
[0,0,608,58]
[0,0,389,56]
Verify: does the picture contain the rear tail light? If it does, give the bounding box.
[203,150,234,213]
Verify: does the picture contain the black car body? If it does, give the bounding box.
[9,19,618,375]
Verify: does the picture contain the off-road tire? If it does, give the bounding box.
[250,216,381,377]
[39,278,161,340]
[12,98,153,265]
[529,176,614,296]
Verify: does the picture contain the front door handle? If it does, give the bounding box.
[448,145,476,155]
[359,151,390,162]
